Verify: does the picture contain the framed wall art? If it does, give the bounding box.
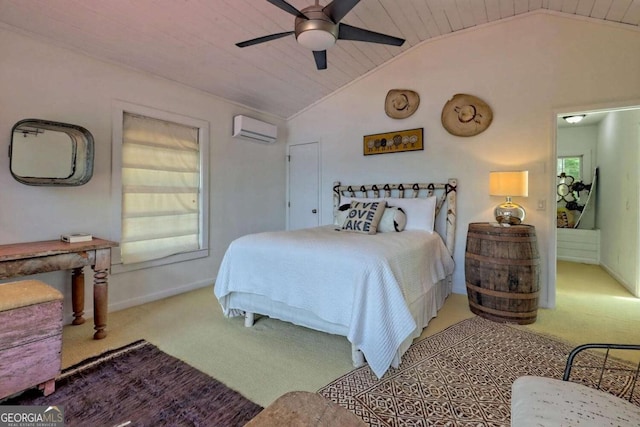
[363,128,423,156]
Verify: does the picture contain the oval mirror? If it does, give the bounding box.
[10,119,94,186]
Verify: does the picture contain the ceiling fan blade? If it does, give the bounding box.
[338,23,405,46]
[266,0,308,19]
[313,50,327,70]
[236,31,294,48]
[323,0,360,23]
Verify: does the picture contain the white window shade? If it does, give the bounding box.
[121,113,200,264]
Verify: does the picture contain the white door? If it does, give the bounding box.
[288,142,319,230]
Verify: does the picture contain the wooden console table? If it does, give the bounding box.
[0,238,118,339]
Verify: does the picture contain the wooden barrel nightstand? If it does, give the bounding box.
[464,222,540,324]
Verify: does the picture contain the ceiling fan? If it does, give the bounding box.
[236,0,405,70]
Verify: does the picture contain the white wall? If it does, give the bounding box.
[287,12,640,306]
[0,26,287,321]
[1,11,639,317]
[597,109,640,296]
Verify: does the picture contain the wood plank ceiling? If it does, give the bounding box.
[1,0,639,119]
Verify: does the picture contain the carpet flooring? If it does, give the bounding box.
[3,340,263,427]
[318,316,639,426]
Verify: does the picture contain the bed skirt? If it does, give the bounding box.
[226,275,452,369]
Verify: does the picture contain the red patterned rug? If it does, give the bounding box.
[318,316,639,426]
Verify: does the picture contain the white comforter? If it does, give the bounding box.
[214,225,454,378]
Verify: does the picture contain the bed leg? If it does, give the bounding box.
[351,344,365,368]
[244,312,255,327]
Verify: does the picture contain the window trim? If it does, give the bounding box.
[557,155,583,181]
[111,100,209,273]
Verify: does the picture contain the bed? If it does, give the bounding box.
[214,179,457,378]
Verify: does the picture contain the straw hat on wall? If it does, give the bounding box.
[385,89,420,119]
[441,93,493,137]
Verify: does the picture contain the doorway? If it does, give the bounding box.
[554,104,640,300]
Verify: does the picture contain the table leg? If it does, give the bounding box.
[71,267,85,325]
[92,248,111,340]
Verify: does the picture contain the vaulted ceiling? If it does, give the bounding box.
[1,0,639,119]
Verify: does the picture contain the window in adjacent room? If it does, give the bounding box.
[112,102,209,270]
[557,156,582,181]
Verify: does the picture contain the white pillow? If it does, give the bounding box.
[378,206,407,232]
[383,196,437,232]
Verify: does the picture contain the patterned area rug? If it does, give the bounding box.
[318,316,639,426]
[4,340,262,427]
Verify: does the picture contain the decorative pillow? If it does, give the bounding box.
[342,201,387,234]
[557,207,575,228]
[338,195,381,207]
[336,196,383,225]
[384,196,437,232]
[334,204,351,226]
[378,206,407,232]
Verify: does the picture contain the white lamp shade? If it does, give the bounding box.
[297,29,336,50]
[489,171,529,197]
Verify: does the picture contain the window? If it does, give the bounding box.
[112,102,208,270]
[557,156,582,181]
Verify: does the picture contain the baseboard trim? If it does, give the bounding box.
[63,279,213,325]
[557,255,599,264]
[599,263,634,294]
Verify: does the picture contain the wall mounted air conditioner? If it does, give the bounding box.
[232,115,277,144]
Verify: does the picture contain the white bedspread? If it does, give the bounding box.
[214,225,454,378]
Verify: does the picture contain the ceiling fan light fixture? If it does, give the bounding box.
[563,114,586,124]
[297,29,336,50]
[236,0,404,70]
[295,14,338,51]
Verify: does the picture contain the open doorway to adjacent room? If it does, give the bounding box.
[554,104,640,305]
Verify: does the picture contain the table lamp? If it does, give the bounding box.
[489,171,529,225]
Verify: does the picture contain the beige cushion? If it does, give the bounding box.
[338,204,407,232]
[342,201,386,234]
[511,376,640,427]
[557,207,575,228]
[0,280,63,312]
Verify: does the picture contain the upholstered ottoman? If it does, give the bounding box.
[511,376,640,426]
[0,280,63,399]
[246,391,365,426]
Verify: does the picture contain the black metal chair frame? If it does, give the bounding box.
[563,343,640,402]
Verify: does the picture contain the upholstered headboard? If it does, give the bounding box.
[332,179,457,255]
